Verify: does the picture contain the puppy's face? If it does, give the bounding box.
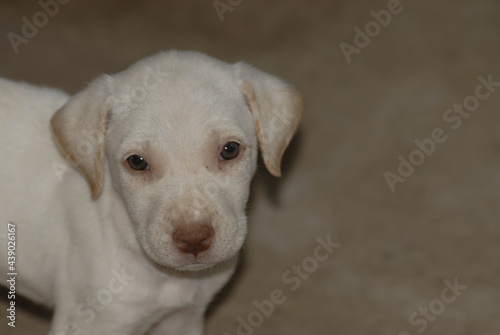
[105,68,258,271]
[51,51,301,271]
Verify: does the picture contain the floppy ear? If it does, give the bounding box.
[234,62,302,177]
[50,75,113,198]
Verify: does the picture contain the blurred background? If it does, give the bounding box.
[1,1,499,334]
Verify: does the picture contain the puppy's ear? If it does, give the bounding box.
[234,62,302,177]
[51,75,113,198]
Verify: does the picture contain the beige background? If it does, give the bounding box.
[1,0,499,334]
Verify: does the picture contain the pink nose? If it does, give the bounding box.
[173,223,214,256]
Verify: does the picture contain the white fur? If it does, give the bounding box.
[0,50,301,334]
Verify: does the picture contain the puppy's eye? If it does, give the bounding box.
[127,155,149,171]
[220,142,240,160]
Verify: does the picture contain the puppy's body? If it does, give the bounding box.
[0,51,301,334]
[1,79,71,304]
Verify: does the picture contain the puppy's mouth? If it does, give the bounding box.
[153,251,231,273]
[144,248,219,272]
[175,262,216,272]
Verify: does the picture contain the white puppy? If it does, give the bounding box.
[0,50,301,334]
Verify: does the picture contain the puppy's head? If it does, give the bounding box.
[51,51,302,271]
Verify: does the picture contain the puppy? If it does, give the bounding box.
[0,50,301,334]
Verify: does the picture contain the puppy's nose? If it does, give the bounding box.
[173,223,214,256]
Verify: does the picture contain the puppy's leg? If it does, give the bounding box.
[148,307,205,335]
